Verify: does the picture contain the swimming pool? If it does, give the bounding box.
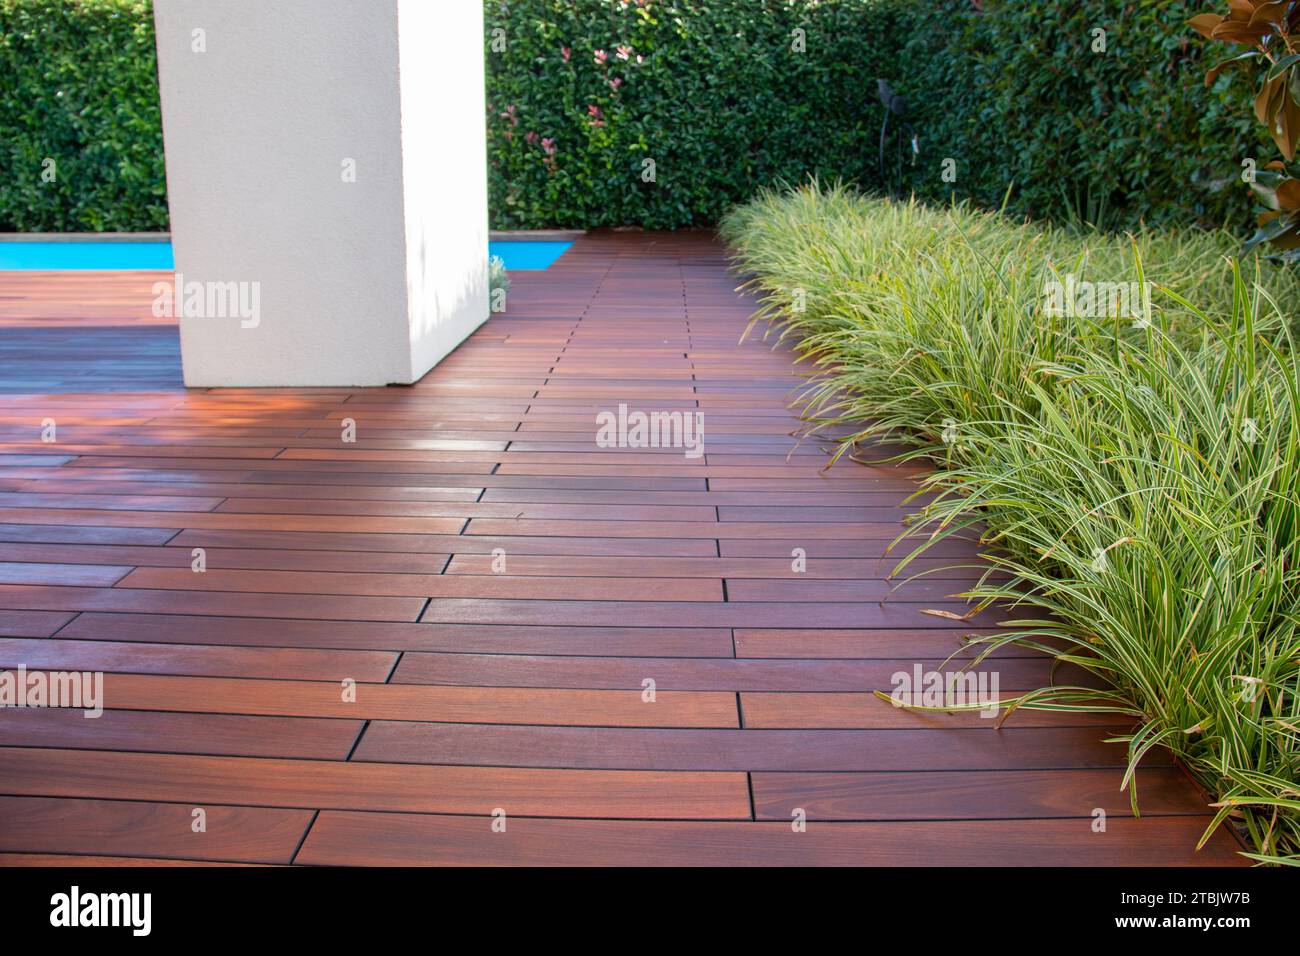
[0,239,572,271]
[0,241,175,271]
[488,240,571,270]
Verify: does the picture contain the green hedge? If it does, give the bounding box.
[0,0,1274,232]
[484,0,904,229]
[0,0,167,231]
[895,0,1268,230]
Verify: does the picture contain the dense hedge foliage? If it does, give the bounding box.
[489,0,1269,229]
[896,0,1270,229]
[0,0,1276,232]
[0,0,167,231]
[484,0,904,229]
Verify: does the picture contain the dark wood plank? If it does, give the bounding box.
[56,612,734,656]
[0,637,396,681]
[419,598,1006,628]
[740,692,1122,729]
[0,609,75,637]
[389,651,1074,691]
[0,748,751,819]
[0,796,312,864]
[750,769,1209,820]
[116,567,721,601]
[77,673,738,727]
[0,708,362,760]
[0,584,426,622]
[294,813,1244,866]
[352,722,1148,770]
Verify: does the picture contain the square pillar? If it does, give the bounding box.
[152,0,489,386]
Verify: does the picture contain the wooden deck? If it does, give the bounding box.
[0,232,1242,865]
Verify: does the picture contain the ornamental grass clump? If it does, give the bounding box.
[721,181,1300,863]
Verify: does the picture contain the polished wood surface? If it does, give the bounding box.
[0,233,1242,865]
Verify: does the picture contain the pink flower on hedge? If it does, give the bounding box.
[594,49,608,64]
[525,130,539,145]
[561,46,571,62]
[609,77,623,91]
[616,45,632,60]
[500,104,518,127]
[541,137,557,156]
[586,104,605,126]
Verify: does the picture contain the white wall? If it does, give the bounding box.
[398,0,490,380]
[152,0,489,387]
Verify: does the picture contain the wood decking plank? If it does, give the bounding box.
[294,813,1243,866]
[71,673,739,727]
[55,612,735,656]
[0,583,427,622]
[0,637,396,681]
[0,708,363,760]
[352,722,1147,770]
[0,796,314,864]
[388,651,1074,691]
[0,231,1241,866]
[749,770,1209,820]
[0,748,751,819]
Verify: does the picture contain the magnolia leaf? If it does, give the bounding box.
[1188,12,1225,38]
[1249,0,1289,26]
[1252,183,1283,210]
[1213,20,1273,44]
[1276,177,1300,209]
[1206,48,1260,85]
[1252,168,1289,187]
[1267,52,1300,79]
[1255,73,1284,125]
[1276,91,1300,160]
[1244,209,1300,249]
[1274,221,1300,248]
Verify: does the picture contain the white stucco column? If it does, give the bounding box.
[152,0,489,387]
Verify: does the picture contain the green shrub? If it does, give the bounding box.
[0,0,167,231]
[895,0,1268,230]
[483,0,904,229]
[723,182,1300,861]
[488,0,1268,230]
[0,0,1278,234]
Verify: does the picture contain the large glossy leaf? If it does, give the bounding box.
[1243,208,1300,248]
[1248,0,1290,26]
[1189,12,1226,37]
[1276,91,1300,159]
[1213,20,1273,44]
[1256,73,1286,125]
[1267,52,1300,79]
[1207,48,1261,85]
[1276,176,1300,208]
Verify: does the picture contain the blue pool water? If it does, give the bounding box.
[0,239,571,271]
[0,241,175,270]
[489,240,571,270]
